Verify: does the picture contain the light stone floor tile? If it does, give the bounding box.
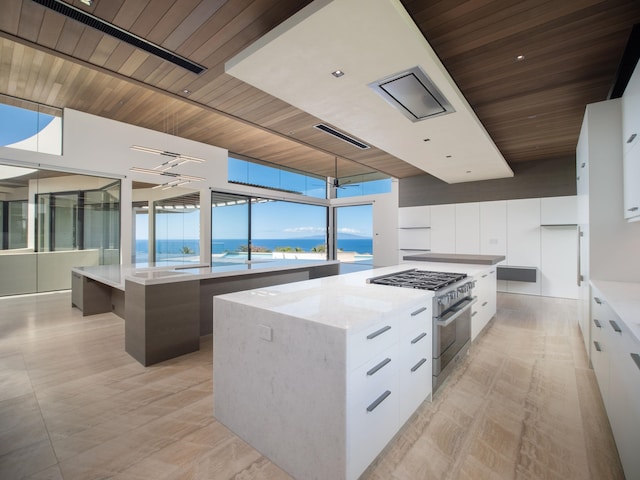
[0,290,626,480]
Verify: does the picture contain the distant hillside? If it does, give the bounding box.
[296,233,371,240]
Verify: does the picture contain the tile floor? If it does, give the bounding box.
[0,290,624,479]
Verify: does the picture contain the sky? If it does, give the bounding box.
[0,104,54,145]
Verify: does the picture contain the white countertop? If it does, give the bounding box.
[591,279,640,343]
[72,259,340,290]
[215,262,490,332]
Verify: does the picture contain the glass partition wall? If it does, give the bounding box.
[0,164,121,296]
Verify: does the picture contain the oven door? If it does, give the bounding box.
[433,296,476,375]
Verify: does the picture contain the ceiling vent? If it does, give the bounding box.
[313,124,370,149]
[31,0,207,75]
[369,66,454,122]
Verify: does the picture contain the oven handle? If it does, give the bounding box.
[435,296,477,328]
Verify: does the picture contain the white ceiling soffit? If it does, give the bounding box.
[226,0,514,184]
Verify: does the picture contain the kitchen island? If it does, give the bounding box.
[213,262,496,480]
[71,259,339,365]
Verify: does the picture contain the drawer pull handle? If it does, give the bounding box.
[609,320,622,333]
[482,274,488,278]
[471,311,477,317]
[411,307,427,317]
[631,353,640,371]
[482,301,488,307]
[593,341,601,352]
[628,206,639,212]
[411,332,427,344]
[367,358,391,376]
[411,358,427,373]
[366,390,391,412]
[627,133,637,144]
[367,325,391,340]
[593,319,601,328]
[594,297,602,305]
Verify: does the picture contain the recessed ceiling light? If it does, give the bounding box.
[331,70,344,78]
[80,0,93,5]
[515,54,525,61]
[182,89,191,95]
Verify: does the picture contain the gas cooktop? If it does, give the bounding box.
[367,269,467,291]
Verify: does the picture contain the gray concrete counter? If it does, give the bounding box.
[403,253,505,265]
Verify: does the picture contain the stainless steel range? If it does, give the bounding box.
[367,269,476,392]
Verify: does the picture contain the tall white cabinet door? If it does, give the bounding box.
[479,201,507,256]
[507,198,541,295]
[540,196,578,299]
[540,196,577,225]
[455,203,480,254]
[541,226,579,298]
[430,204,456,253]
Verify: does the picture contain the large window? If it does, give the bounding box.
[335,174,392,199]
[228,156,326,199]
[154,192,200,264]
[212,192,328,262]
[211,192,249,257]
[252,198,327,260]
[334,204,373,264]
[0,95,62,155]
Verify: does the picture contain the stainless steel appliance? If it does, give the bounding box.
[367,269,476,391]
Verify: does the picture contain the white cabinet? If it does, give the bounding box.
[590,290,610,407]
[589,284,640,480]
[430,204,456,253]
[347,299,432,480]
[479,200,507,256]
[454,202,480,254]
[540,196,577,225]
[622,59,640,155]
[506,198,541,295]
[471,267,497,341]
[609,329,640,480]
[540,225,579,298]
[623,140,640,220]
[623,61,640,220]
[540,196,578,299]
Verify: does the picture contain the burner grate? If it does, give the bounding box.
[368,269,467,290]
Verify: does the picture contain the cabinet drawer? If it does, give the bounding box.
[348,378,399,480]
[399,356,432,425]
[349,344,398,407]
[398,302,431,336]
[349,319,399,370]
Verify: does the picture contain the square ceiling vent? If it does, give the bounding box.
[369,66,455,122]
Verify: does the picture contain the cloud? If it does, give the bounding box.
[283,226,325,234]
[337,227,361,234]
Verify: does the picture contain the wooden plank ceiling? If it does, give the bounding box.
[0,0,639,181]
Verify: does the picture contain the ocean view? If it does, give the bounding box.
[141,238,373,257]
